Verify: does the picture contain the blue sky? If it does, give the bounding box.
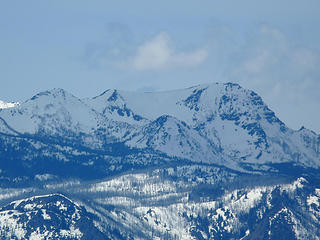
[1,0,320,132]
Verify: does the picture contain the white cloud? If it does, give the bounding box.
[130,32,208,70]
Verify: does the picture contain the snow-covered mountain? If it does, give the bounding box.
[0,82,319,239]
[0,83,319,177]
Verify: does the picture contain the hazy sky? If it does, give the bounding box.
[1,0,320,132]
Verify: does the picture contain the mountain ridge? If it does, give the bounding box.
[0,82,319,178]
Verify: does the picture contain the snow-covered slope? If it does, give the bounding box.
[0,100,19,109]
[1,169,319,240]
[0,83,319,177]
[0,193,107,240]
[86,82,320,169]
[0,89,103,135]
[125,115,221,164]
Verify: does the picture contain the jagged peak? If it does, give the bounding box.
[92,89,125,102]
[299,126,306,131]
[298,125,319,136]
[107,90,121,102]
